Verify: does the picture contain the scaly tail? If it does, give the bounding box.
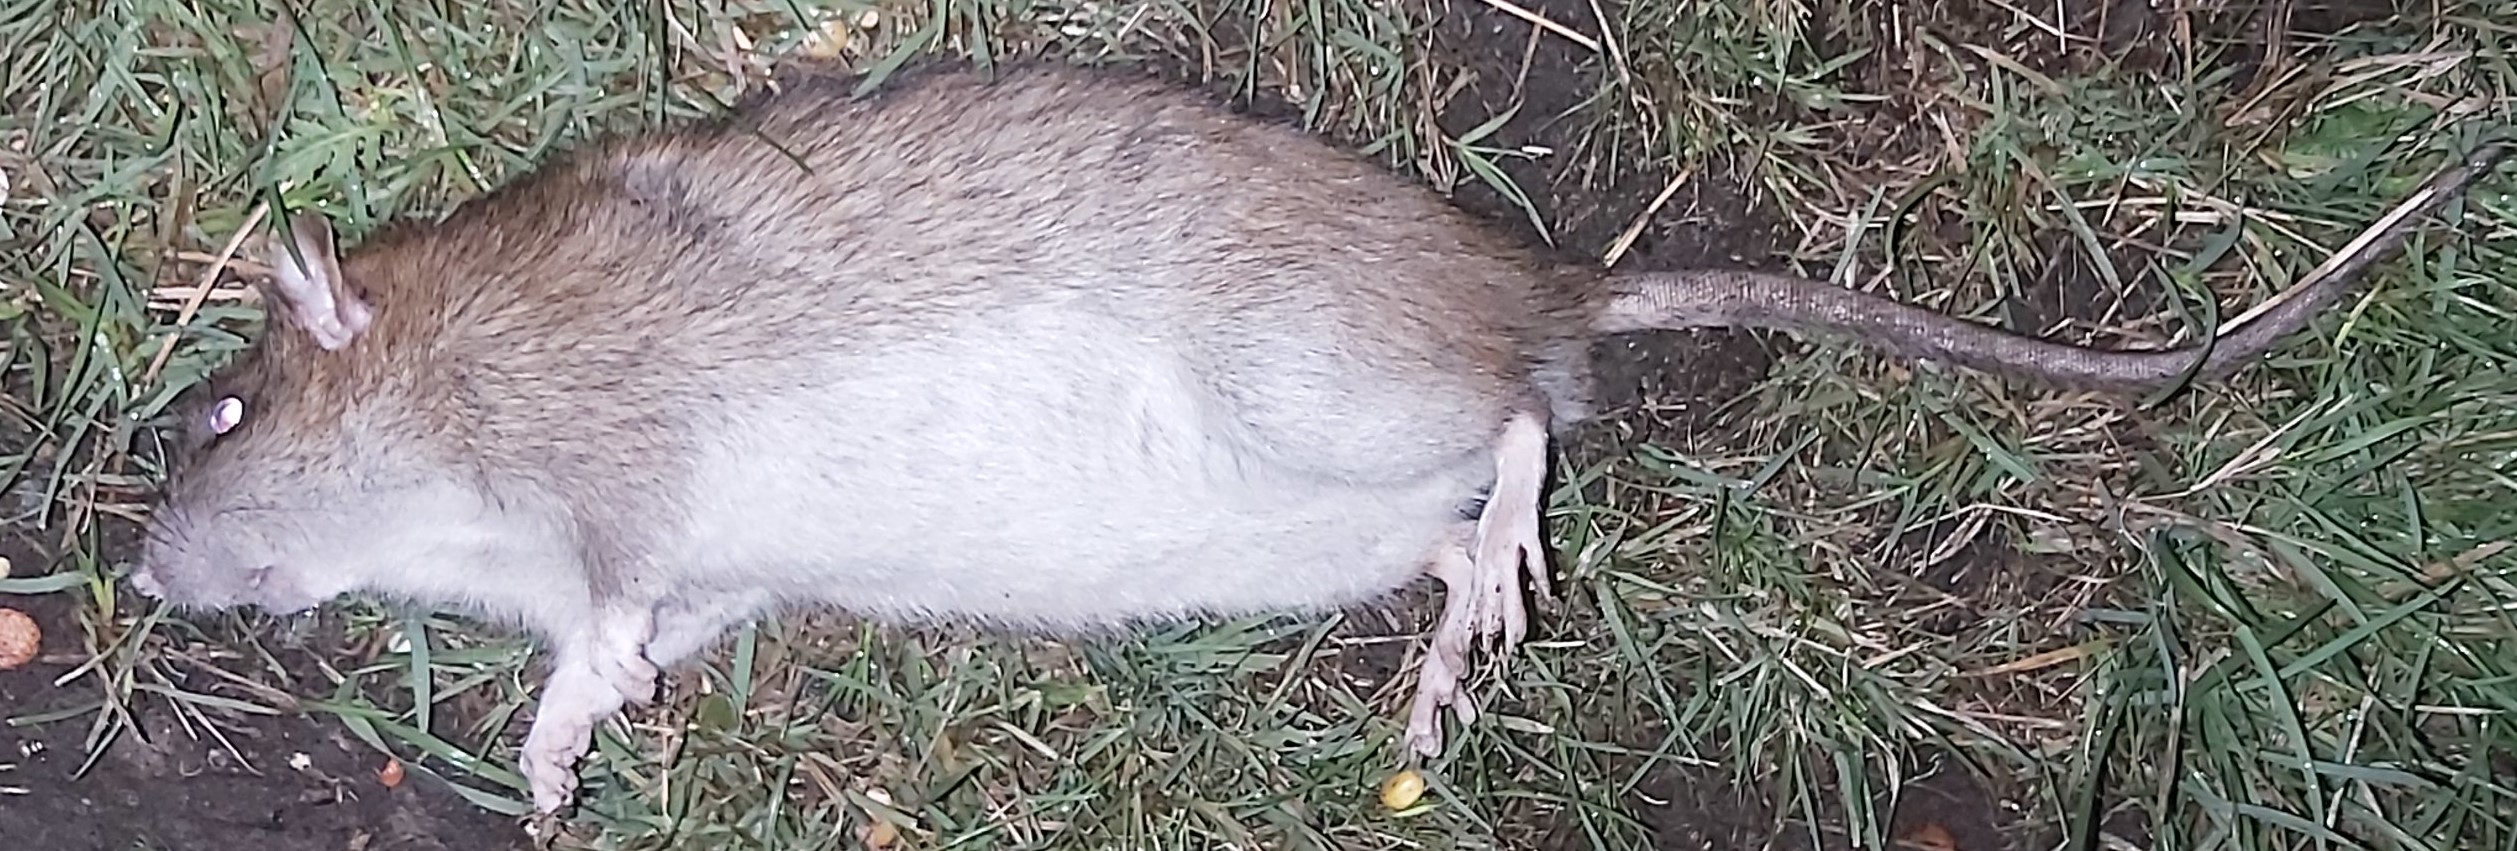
[1590,140,2509,391]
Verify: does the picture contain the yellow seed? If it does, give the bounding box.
[800,19,850,59]
[1379,769,1426,810]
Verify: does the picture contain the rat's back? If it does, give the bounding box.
[595,63,1570,359]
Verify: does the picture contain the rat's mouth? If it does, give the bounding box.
[129,568,167,599]
[244,566,334,615]
[126,559,328,615]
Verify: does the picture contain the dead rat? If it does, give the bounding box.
[126,60,2507,814]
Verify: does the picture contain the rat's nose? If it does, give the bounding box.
[129,568,164,598]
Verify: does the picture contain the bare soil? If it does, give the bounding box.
[0,534,530,851]
[1638,746,2017,851]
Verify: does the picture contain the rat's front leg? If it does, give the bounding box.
[643,589,774,668]
[519,605,664,813]
[591,604,661,706]
[518,647,632,813]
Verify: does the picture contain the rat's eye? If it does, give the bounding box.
[208,396,246,436]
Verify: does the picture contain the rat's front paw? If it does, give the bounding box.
[593,607,663,706]
[521,651,636,814]
[521,717,590,813]
[597,652,660,707]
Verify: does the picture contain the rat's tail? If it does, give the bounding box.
[1590,140,2509,392]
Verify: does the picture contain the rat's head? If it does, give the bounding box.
[131,213,406,614]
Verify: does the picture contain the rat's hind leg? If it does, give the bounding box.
[1469,411,1549,650]
[1405,542,1479,755]
[1406,413,1553,756]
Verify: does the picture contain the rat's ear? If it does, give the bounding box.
[261,212,373,351]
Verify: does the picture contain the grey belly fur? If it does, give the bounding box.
[666,304,1492,632]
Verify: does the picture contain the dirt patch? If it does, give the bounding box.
[1867,753,2026,851]
[1824,0,2418,124]
[1887,516,2032,638]
[1531,735,2029,851]
[2010,228,2168,347]
[0,536,529,851]
[1629,762,1789,850]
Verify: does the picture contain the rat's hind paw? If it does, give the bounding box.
[1466,413,1546,652]
[1405,544,1481,756]
[1404,412,1551,755]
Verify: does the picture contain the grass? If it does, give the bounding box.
[3,0,2514,849]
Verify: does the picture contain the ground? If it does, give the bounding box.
[0,556,522,851]
[1,0,2511,849]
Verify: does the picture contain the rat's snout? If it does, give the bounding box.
[128,565,166,599]
[130,527,212,605]
[130,518,186,601]
[134,510,279,610]
[133,511,337,616]
[133,512,199,602]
